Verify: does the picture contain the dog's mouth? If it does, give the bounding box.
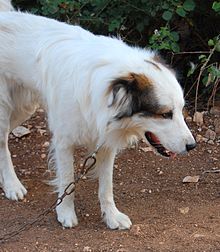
[145,131,176,158]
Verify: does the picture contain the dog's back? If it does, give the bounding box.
[0,0,13,11]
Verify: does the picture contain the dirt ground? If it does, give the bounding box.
[0,111,219,252]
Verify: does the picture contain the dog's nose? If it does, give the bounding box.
[186,143,196,152]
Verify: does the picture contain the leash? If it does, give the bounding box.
[0,152,97,244]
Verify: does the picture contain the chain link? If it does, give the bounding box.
[0,153,97,244]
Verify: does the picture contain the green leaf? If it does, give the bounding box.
[208,39,214,47]
[199,54,207,62]
[183,0,196,11]
[212,1,220,12]
[171,42,180,53]
[171,31,179,42]
[108,19,120,32]
[176,6,187,17]
[162,10,173,21]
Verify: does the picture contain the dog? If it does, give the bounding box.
[0,0,196,229]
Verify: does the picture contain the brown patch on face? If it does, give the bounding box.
[107,73,160,119]
[106,73,152,97]
[131,73,153,90]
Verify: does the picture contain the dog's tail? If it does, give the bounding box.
[0,0,14,11]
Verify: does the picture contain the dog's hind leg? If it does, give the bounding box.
[52,137,78,228]
[0,82,27,200]
[97,147,132,229]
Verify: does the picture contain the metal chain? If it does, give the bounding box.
[0,153,97,244]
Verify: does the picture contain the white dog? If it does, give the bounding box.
[0,0,196,229]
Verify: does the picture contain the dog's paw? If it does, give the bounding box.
[103,209,132,230]
[3,180,27,201]
[56,204,78,228]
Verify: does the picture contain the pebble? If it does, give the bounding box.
[214,118,220,134]
[12,126,31,138]
[130,224,142,236]
[185,116,192,122]
[210,106,220,116]
[140,146,153,152]
[193,111,204,126]
[205,129,216,140]
[196,134,207,143]
[178,207,189,214]
[207,140,214,145]
[42,141,50,148]
[41,154,47,159]
[83,246,92,252]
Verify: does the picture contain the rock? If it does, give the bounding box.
[205,129,216,140]
[207,140,214,145]
[140,146,153,152]
[41,154,47,159]
[12,126,31,138]
[178,207,189,214]
[185,116,192,122]
[210,106,220,116]
[130,224,143,236]
[83,246,92,252]
[42,141,50,148]
[196,134,207,143]
[193,112,204,126]
[214,119,220,134]
[183,175,200,183]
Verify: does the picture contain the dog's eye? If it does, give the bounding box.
[161,112,173,119]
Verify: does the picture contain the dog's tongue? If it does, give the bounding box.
[149,132,160,144]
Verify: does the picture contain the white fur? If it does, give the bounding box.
[0,1,195,229]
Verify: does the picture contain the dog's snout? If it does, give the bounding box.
[186,143,196,152]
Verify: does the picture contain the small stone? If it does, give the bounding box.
[183,175,200,183]
[196,134,207,143]
[159,170,163,175]
[194,233,205,238]
[178,207,189,214]
[41,154,47,159]
[140,147,153,152]
[130,224,142,236]
[205,129,216,141]
[185,116,192,122]
[140,189,146,193]
[83,246,92,252]
[210,106,220,116]
[38,129,47,136]
[214,119,220,134]
[42,141,50,148]
[207,140,214,145]
[12,126,31,138]
[193,112,204,126]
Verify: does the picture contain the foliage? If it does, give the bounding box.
[149,27,180,53]
[12,0,220,109]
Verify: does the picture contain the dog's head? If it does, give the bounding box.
[106,55,196,157]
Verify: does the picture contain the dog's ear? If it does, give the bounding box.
[108,73,154,119]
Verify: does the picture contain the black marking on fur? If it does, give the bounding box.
[110,76,159,120]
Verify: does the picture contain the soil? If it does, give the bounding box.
[0,111,219,252]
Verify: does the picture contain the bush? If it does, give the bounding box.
[12,0,220,110]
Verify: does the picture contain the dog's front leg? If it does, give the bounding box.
[53,142,78,228]
[97,147,132,229]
